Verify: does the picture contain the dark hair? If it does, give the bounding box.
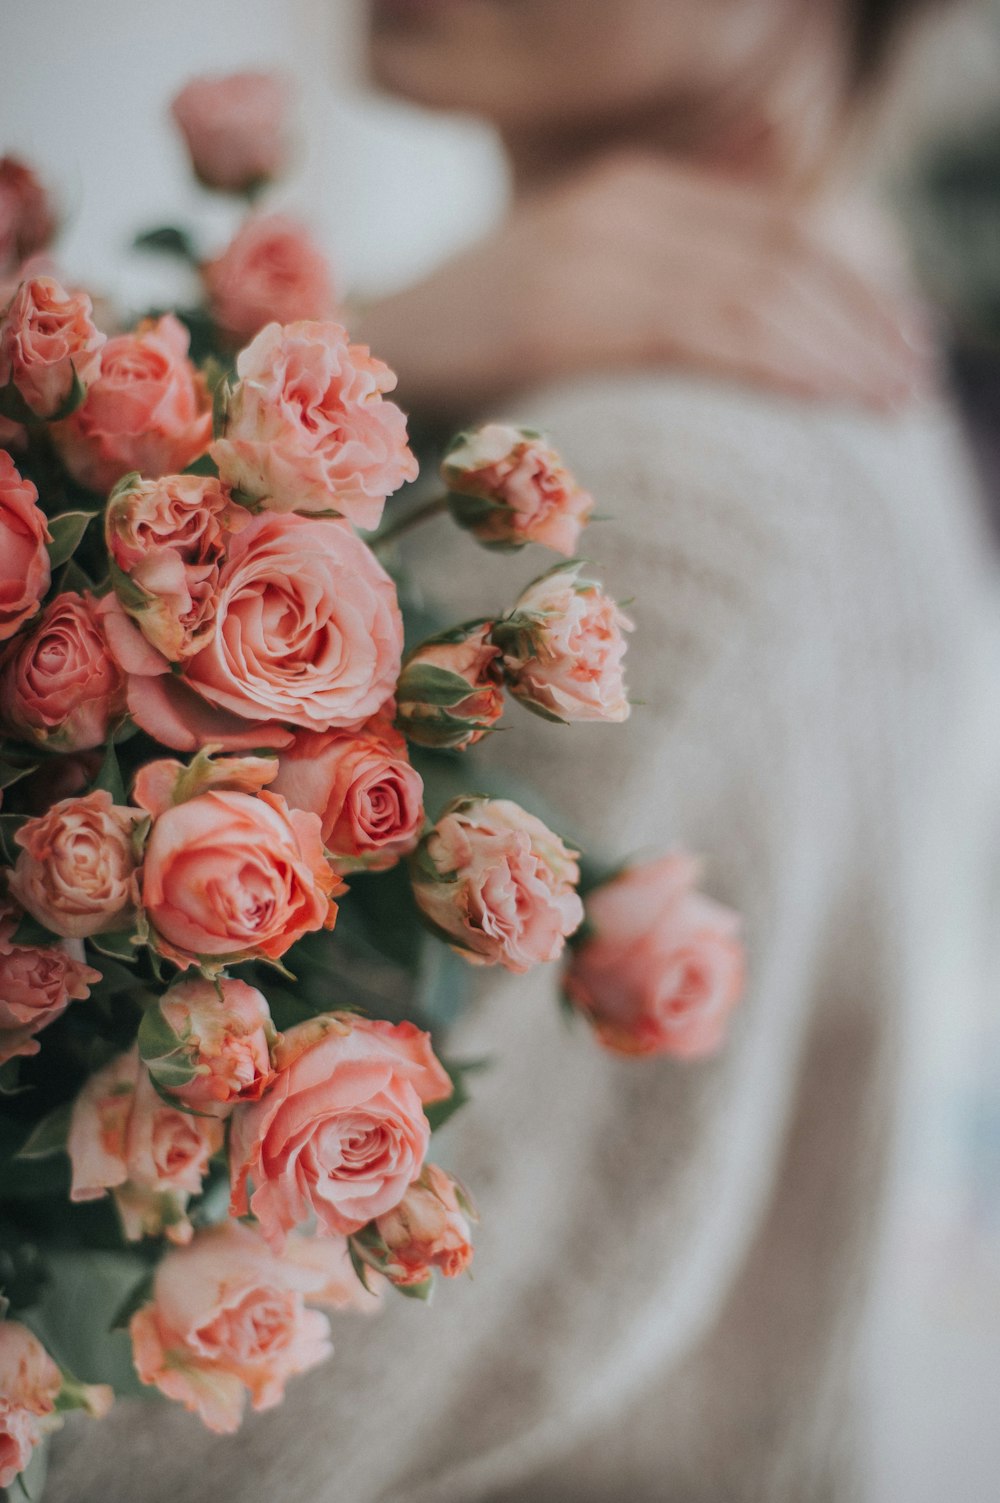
[850,0,945,86]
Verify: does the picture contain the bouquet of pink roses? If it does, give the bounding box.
[0,73,745,1495]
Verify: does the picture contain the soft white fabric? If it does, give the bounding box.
[49,372,1000,1503]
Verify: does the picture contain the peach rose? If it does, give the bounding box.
[443,423,593,555]
[171,71,292,193]
[0,275,105,419]
[0,157,55,275]
[0,1322,110,1490]
[0,900,100,1064]
[0,451,50,641]
[211,319,417,530]
[411,796,583,973]
[0,591,124,749]
[202,215,336,348]
[563,852,746,1058]
[357,1163,475,1291]
[494,563,633,724]
[271,715,424,871]
[395,622,505,751]
[230,1013,452,1248]
[53,315,212,493]
[68,1045,223,1242]
[141,977,274,1117]
[9,791,141,940]
[141,786,341,969]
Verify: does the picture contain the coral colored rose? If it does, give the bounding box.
[0,157,55,275]
[395,622,505,751]
[0,591,124,750]
[171,71,292,193]
[411,797,583,973]
[130,1221,370,1435]
[52,315,212,493]
[202,215,336,347]
[563,853,746,1059]
[271,715,424,871]
[0,901,100,1064]
[443,424,593,555]
[68,1045,223,1242]
[230,1013,452,1248]
[0,275,105,418]
[0,1321,60,1488]
[0,450,49,641]
[212,319,417,530]
[143,977,274,1117]
[10,791,142,940]
[141,786,341,969]
[362,1163,475,1289]
[494,563,633,724]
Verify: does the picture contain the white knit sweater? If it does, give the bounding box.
[47,372,1000,1503]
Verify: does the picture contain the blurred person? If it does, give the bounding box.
[48,2,1000,1502]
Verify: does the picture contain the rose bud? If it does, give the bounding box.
[0,156,56,275]
[443,423,594,555]
[68,1045,223,1243]
[139,976,275,1117]
[211,319,417,531]
[356,1163,476,1292]
[395,622,505,751]
[271,715,424,872]
[563,852,746,1059]
[411,796,583,973]
[202,214,336,348]
[0,275,105,419]
[52,314,212,494]
[0,1322,111,1490]
[0,900,101,1064]
[0,591,125,751]
[493,562,633,724]
[229,1012,452,1249]
[0,450,50,641]
[9,791,142,940]
[171,71,292,194]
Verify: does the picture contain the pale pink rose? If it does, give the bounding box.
[0,275,105,418]
[171,71,292,193]
[130,1221,371,1435]
[141,786,342,969]
[443,423,593,555]
[0,591,124,749]
[145,977,275,1116]
[271,713,424,871]
[68,1045,223,1242]
[202,215,336,348]
[9,791,141,940]
[52,315,212,493]
[411,797,583,973]
[211,319,417,530]
[0,900,100,1064]
[564,852,746,1059]
[495,563,633,724]
[0,450,50,641]
[0,157,56,275]
[230,1013,452,1248]
[361,1163,475,1289]
[0,1321,61,1488]
[395,622,505,751]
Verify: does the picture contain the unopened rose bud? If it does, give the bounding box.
[395,622,504,751]
[0,275,105,419]
[0,1321,112,1490]
[443,423,593,556]
[0,156,56,275]
[139,977,275,1117]
[354,1163,476,1293]
[170,71,293,194]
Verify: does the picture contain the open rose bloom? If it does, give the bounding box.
[0,274,105,418]
[202,214,336,347]
[0,450,49,640]
[0,899,100,1063]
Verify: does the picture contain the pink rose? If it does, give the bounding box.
[411,796,583,973]
[130,1221,371,1434]
[0,451,50,641]
[142,977,274,1116]
[272,714,424,871]
[141,785,341,969]
[52,315,212,493]
[0,591,124,749]
[202,215,336,348]
[443,423,593,555]
[395,622,505,751]
[0,1323,109,1490]
[0,275,105,418]
[0,900,100,1064]
[68,1045,224,1242]
[211,319,417,530]
[0,157,56,275]
[230,1012,452,1248]
[494,563,633,724]
[563,852,746,1058]
[9,791,141,940]
[171,71,292,193]
[357,1163,475,1291]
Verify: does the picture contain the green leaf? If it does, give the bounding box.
[15,1103,72,1162]
[88,930,141,964]
[0,812,26,864]
[11,912,58,948]
[107,558,151,613]
[393,1277,433,1302]
[133,224,197,261]
[424,1057,490,1134]
[107,1268,155,1332]
[91,741,126,804]
[0,758,37,792]
[396,663,477,708]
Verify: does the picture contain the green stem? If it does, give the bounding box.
[372,494,450,554]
